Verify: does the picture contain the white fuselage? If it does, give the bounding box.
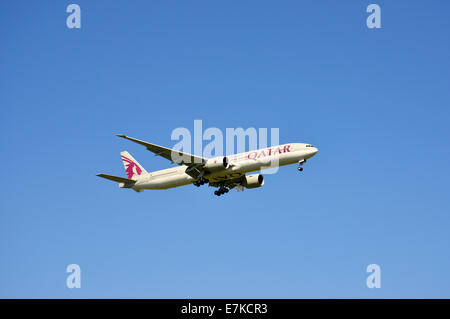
[130,143,318,191]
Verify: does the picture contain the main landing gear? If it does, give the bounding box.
[214,186,229,196]
[193,177,208,187]
[298,159,306,172]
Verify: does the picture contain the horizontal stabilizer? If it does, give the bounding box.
[96,174,135,184]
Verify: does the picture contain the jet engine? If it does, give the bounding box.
[243,174,264,189]
[203,156,230,172]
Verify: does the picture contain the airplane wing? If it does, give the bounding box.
[116,134,206,166]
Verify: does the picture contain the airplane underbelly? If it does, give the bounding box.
[141,174,194,190]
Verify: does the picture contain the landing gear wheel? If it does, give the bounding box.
[194,177,209,187]
[214,186,229,196]
[298,166,303,171]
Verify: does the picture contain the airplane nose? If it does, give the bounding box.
[311,147,318,156]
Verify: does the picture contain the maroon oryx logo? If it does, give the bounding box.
[121,155,142,179]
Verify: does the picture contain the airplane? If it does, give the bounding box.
[97,134,318,196]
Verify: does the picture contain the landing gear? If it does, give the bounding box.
[214,186,229,196]
[193,177,209,187]
[298,159,306,172]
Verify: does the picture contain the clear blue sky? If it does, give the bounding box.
[1,0,449,298]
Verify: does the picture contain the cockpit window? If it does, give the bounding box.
[306,144,313,147]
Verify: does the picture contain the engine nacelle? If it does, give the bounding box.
[243,174,264,189]
[203,156,229,172]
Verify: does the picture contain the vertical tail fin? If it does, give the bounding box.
[120,151,148,179]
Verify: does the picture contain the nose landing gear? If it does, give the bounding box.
[298,159,306,172]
